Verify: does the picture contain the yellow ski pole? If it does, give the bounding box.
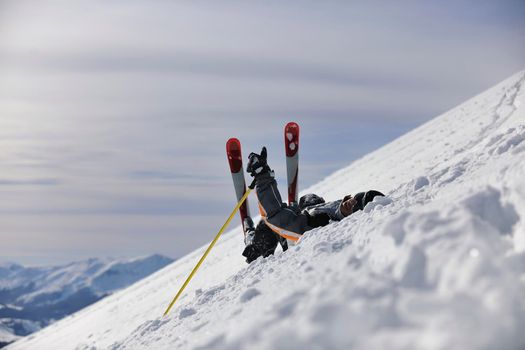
[163,186,253,317]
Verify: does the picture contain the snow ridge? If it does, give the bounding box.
[7,70,525,350]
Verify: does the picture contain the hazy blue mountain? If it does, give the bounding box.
[0,254,173,347]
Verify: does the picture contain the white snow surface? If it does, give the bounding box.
[0,323,18,345]
[7,71,525,350]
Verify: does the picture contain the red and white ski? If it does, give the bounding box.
[226,138,251,235]
[284,122,300,205]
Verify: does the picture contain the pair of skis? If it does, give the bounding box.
[163,122,300,316]
[226,122,300,237]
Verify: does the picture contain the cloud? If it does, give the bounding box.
[1,48,431,91]
[0,178,62,186]
[0,0,523,265]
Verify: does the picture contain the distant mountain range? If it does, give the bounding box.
[0,254,173,347]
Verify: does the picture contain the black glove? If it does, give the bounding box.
[246,147,271,178]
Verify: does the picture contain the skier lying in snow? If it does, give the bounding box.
[242,147,384,263]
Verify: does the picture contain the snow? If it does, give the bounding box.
[0,323,18,346]
[0,319,40,346]
[6,70,525,350]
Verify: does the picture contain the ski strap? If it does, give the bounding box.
[163,188,252,316]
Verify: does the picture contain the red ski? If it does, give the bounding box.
[284,122,300,205]
[226,138,251,234]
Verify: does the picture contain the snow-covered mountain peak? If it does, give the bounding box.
[6,70,525,350]
[0,264,23,279]
[1,255,173,303]
[0,255,173,347]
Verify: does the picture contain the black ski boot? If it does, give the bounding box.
[242,221,279,263]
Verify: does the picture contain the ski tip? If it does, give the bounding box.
[285,122,299,132]
[226,137,241,151]
[284,122,299,157]
[227,137,243,173]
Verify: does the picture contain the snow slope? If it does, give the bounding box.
[7,70,525,350]
[0,255,173,346]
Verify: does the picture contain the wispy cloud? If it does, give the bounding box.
[0,178,62,186]
[1,49,431,90]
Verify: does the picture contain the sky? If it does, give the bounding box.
[0,0,524,266]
